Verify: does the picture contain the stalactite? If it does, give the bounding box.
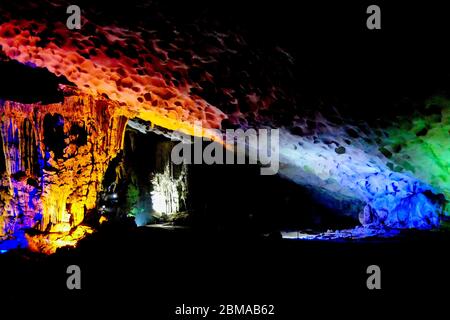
[0,129,9,238]
[0,87,127,249]
[151,142,188,216]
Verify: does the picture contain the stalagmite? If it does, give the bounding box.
[0,86,127,252]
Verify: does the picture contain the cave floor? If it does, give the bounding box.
[1,224,449,315]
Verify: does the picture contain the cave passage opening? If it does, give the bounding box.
[99,123,360,236]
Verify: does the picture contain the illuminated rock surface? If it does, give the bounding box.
[1,87,126,252]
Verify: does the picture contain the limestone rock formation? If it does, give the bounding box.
[1,87,126,251]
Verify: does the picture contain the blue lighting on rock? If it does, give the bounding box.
[278,127,445,234]
[0,230,29,251]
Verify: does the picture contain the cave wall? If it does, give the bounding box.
[0,89,127,238]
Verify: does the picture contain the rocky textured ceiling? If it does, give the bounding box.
[0,0,449,252]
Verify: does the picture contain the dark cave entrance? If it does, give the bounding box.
[101,125,189,226]
[0,131,5,175]
[100,123,360,235]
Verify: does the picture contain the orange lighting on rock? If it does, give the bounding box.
[0,10,227,253]
[0,89,127,252]
[0,19,226,138]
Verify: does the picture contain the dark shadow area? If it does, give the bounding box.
[69,123,88,147]
[1,225,450,317]
[0,131,5,175]
[43,113,66,159]
[102,128,359,233]
[189,157,359,235]
[0,58,72,104]
[22,119,41,176]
